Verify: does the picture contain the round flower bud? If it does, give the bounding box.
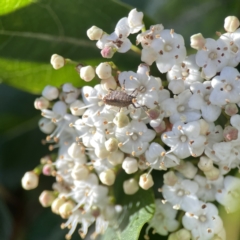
[87,26,103,40]
[225,103,238,116]
[34,97,49,110]
[59,201,75,219]
[101,46,115,58]
[70,100,85,116]
[94,146,109,159]
[42,164,54,176]
[51,197,65,215]
[42,85,59,101]
[190,33,206,50]
[96,63,112,79]
[39,190,56,207]
[223,126,238,142]
[204,166,220,181]
[50,54,65,70]
[38,118,56,134]
[107,150,124,166]
[105,138,118,152]
[146,108,160,120]
[163,171,178,186]
[71,164,89,180]
[153,121,166,134]
[99,169,115,186]
[122,157,138,174]
[198,119,209,135]
[139,173,154,190]
[198,156,213,172]
[101,76,117,91]
[21,171,39,190]
[113,112,129,128]
[123,178,139,195]
[80,66,95,82]
[175,160,197,179]
[224,16,240,33]
[168,228,191,240]
[68,142,84,159]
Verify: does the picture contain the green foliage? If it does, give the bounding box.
[0,0,33,16]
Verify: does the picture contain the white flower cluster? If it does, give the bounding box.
[22,10,240,240]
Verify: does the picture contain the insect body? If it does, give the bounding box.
[102,89,138,109]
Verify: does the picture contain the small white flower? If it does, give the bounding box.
[195,38,229,79]
[146,200,179,236]
[182,202,223,240]
[215,175,240,213]
[210,66,240,106]
[127,8,144,33]
[145,142,180,170]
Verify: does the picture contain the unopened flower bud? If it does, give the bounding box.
[87,26,103,40]
[175,160,197,179]
[198,156,213,172]
[190,33,206,50]
[39,190,56,207]
[153,121,166,133]
[198,119,209,135]
[168,228,191,240]
[96,63,112,79]
[204,166,220,180]
[38,118,56,134]
[50,54,65,70]
[59,201,75,219]
[95,145,109,159]
[105,138,118,152]
[122,157,138,174]
[123,178,139,195]
[223,126,238,141]
[101,46,115,58]
[107,150,124,166]
[101,76,117,91]
[42,85,59,101]
[163,171,178,186]
[21,171,39,190]
[71,164,89,180]
[139,173,154,190]
[113,112,129,128]
[141,47,157,65]
[225,103,238,116]
[51,197,65,214]
[146,108,160,120]
[42,164,54,176]
[91,206,101,218]
[80,66,95,82]
[68,142,84,159]
[34,97,49,110]
[224,16,240,33]
[99,169,115,186]
[70,100,85,116]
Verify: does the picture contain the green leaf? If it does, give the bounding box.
[0,197,13,240]
[0,0,147,93]
[0,0,33,16]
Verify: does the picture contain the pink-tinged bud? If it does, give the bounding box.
[225,103,238,116]
[101,46,115,58]
[91,206,101,218]
[34,97,49,110]
[42,164,54,176]
[163,171,178,186]
[153,121,166,133]
[39,190,56,207]
[146,108,160,120]
[224,16,240,33]
[223,126,238,141]
[190,33,206,50]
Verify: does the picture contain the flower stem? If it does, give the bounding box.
[131,45,141,55]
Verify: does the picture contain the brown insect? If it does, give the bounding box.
[102,80,148,110]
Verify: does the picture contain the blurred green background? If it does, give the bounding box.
[1,0,240,239]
